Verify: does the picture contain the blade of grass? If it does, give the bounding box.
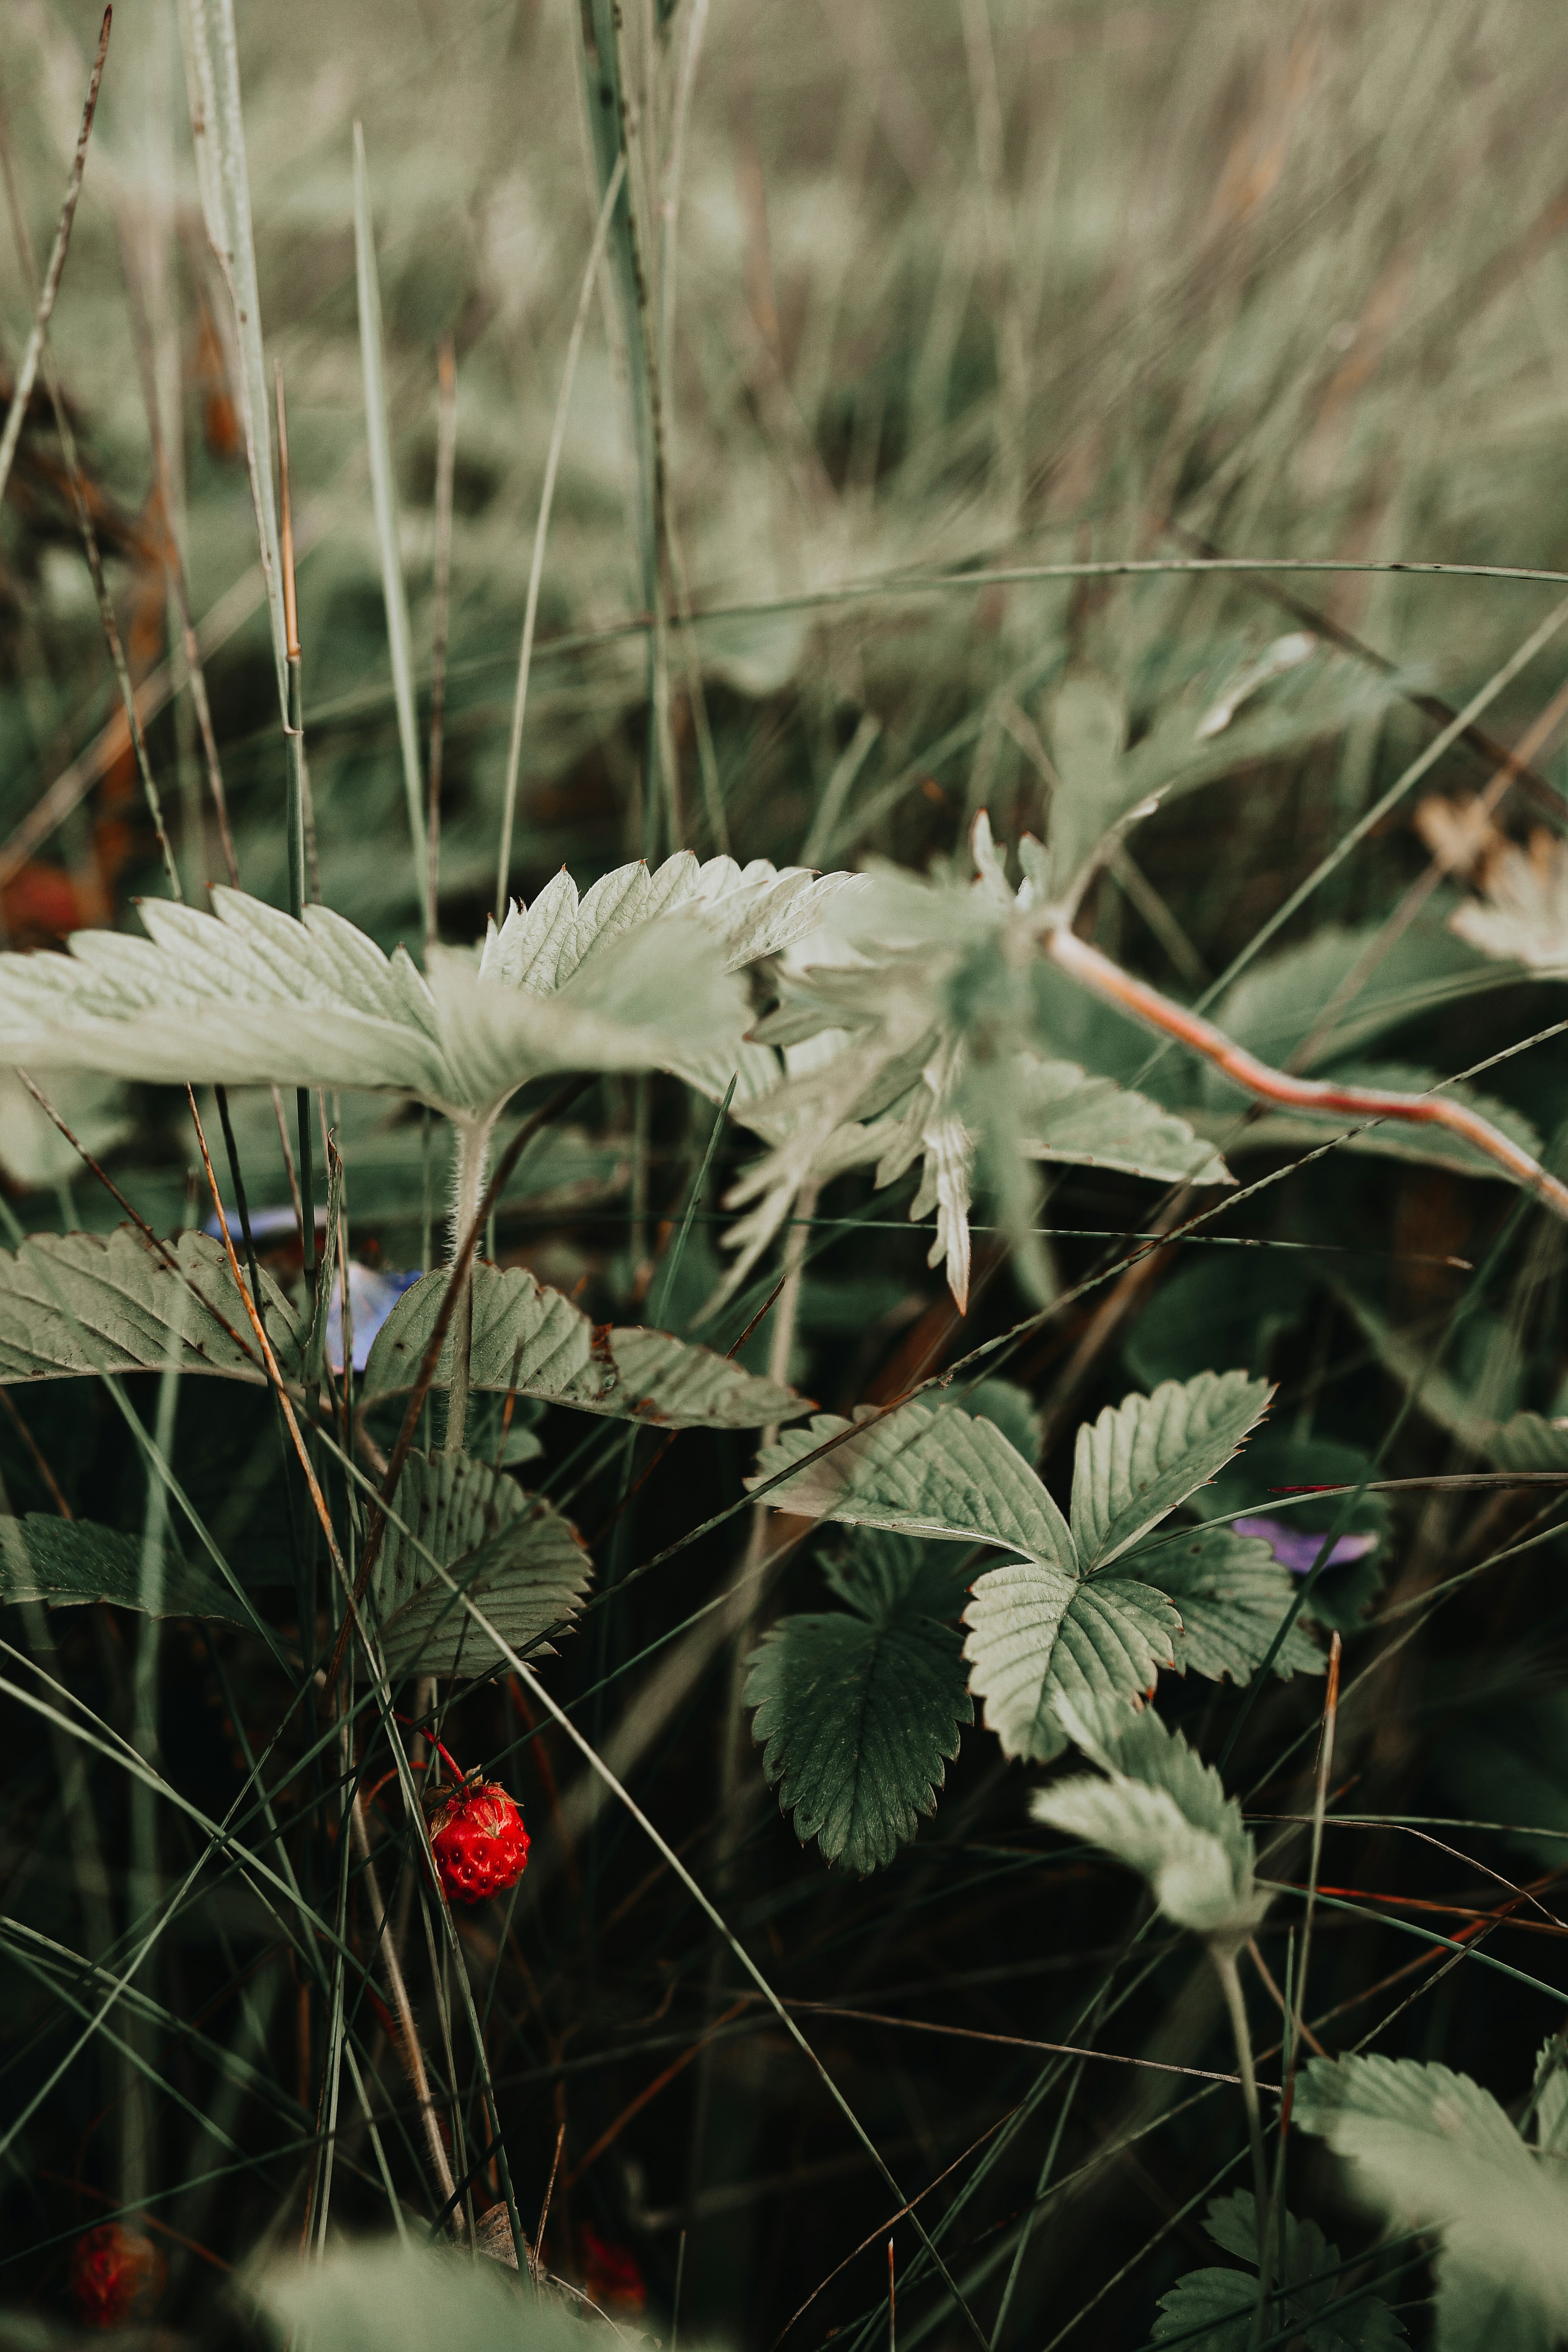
[427,336,457,952]
[180,0,289,710]
[353,119,430,934]
[494,155,626,919]
[0,7,108,516]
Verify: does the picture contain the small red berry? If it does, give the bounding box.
[69,2224,166,2329]
[428,1778,530,1904]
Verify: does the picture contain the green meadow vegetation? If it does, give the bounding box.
[8,1,1568,2345]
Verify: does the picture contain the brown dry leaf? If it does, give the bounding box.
[1414,791,1507,879]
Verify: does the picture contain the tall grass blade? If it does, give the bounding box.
[494,155,626,920]
[0,8,108,517]
[180,0,289,710]
[352,120,430,936]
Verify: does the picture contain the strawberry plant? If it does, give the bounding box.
[6,2,1568,2347]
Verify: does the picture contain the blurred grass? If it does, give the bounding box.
[9,1,1568,2346]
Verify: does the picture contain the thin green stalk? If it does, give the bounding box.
[353,119,430,933]
[576,0,679,849]
[494,155,626,919]
[180,0,289,711]
[123,1309,183,2213]
[0,8,108,516]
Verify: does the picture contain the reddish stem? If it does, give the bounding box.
[1048,924,1568,1222]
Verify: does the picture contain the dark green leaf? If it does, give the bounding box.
[746,1610,971,1873]
[364,1262,806,1428]
[0,1228,300,1385]
[1149,2191,1406,2348]
[0,1514,249,1622]
[371,1449,593,1680]
[1128,1523,1323,1683]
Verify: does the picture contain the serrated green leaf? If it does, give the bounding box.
[371,1449,592,1681]
[1149,2191,1406,2349]
[745,1609,972,1873]
[364,1262,807,1428]
[751,1402,1073,1561]
[0,879,748,1119]
[1294,2054,1568,2352]
[484,854,861,988]
[1070,1371,1274,1570]
[0,1228,299,1385]
[1016,1057,1232,1187]
[1032,1701,1266,1940]
[0,1514,249,1622]
[960,1377,1043,1467]
[1130,1523,1324,1683]
[821,1529,973,1625]
[1147,2263,1263,2351]
[963,1563,1179,1762]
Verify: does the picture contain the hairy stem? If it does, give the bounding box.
[444,1113,495,1457]
[1048,922,1568,1222]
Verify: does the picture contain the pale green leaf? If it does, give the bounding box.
[1130,1523,1324,1684]
[1531,2042,1568,2156]
[1211,916,1513,1069]
[745,1611,971,1873]
[0,1228,299,1386]
[0,1514,249,1623]
[1070,1371,1274,1570]
[1294,2054,1568,2352]
[364,1262,807,1429]
[1016,1058,1232,1187]
[750,1401,1073,1561]
[0,881,747,1119]
[963,1564,1179,1762]
[1032,1701,1266,1940]
[260,2240,586,2352]
[960,1377,1043,1467]
[372,1449,592,1682]
[0,1070,132,1193]
[480,852,863,987]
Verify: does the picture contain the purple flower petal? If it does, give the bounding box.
[1233,1515,1377,1576]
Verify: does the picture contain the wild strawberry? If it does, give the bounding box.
[69,2223,166,2328]
[429,1777,529,1904]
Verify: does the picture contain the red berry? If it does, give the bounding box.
[69,2224,166,2329]
[428,1778,530,1904]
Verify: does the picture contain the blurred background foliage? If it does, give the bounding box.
[9,0,1568,2345]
